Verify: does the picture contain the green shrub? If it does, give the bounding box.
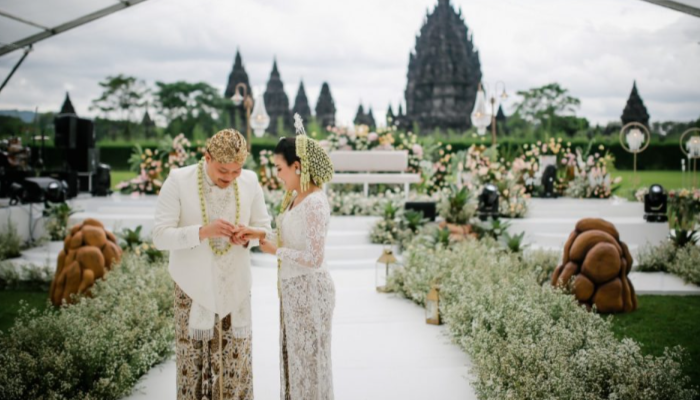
[0,253,174,399]
[0,220,22,261]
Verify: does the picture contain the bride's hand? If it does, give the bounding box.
[229,226,264,246]
[259,238,277,255]
[233,226,266,241]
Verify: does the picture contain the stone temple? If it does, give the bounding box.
[224,50,253,129]
[405,0,482,132]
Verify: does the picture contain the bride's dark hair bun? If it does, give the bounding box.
[274,137,301,166]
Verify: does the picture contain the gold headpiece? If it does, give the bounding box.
[294,114,333,192]
[206,129,248,164]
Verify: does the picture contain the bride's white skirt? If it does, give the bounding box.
[280,269,336,400]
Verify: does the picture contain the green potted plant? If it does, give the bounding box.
[437,185,477,240]
[43,202,78,241]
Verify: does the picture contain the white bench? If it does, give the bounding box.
[327,150,421,199]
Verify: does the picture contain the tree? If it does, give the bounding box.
[90,74,149,141]
[512,83,583,135]
[154,81,229,139]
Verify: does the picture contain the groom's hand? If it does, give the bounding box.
[229,225,250,246]
[199,219,237,241]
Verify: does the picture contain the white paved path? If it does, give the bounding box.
[124,267,477,400]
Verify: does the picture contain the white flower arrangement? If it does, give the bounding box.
[389,238,697,399]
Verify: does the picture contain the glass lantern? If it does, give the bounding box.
[470,87,490,135]
[687,136,700,158]
[250,93,270,137]
[425,282,441,325]
[231,91,244,106]
[375,248,398,293]
[626,128,644,152]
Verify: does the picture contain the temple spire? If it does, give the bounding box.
[315,82,336,128]
[621,80,650,127]
[59,92,76,115]
[404,0,482,132]
[263,58,292,135]
[292,80,312,122]
[224,49,252,127]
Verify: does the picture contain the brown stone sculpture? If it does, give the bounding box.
[551,218,637,313]
[49,218,122,306]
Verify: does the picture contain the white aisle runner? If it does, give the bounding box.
[124,267,477,400]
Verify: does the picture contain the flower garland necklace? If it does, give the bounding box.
[198,158,240,256]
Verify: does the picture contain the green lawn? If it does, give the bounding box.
[111,170,137,189]
[0,290,50,334]
[610,295,700,390]
[612,170,686,200]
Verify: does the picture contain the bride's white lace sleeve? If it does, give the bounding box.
[276,196,328,268]
[265,229,277,243]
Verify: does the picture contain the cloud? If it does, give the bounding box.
[0,0,698,128]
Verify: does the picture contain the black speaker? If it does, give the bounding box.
[68,148,97,173]
[405,202,437,221]
[92,163,112,196]
[54,115,95,149]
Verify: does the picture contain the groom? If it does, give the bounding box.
[153,129,271,400]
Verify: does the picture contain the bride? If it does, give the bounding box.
[239,115,336,399]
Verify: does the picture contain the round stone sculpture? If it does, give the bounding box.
[49,218,122,306]
[550,218,637,313]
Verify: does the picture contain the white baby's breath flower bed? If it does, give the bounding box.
[389,238,698,400]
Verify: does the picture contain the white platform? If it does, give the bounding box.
[629,272,700,295]
[508,198,670,259]
[123,267,477,400]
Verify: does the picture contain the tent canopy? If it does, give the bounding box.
[0,0,148,57]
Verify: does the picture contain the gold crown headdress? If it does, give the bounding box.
[294,113,333,193]
[206,129,248,164]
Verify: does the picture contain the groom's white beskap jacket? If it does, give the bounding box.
[152,164,271,315]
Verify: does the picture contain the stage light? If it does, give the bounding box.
[644,184,668,223]
[541,164,558,198]
[478,183,499,220]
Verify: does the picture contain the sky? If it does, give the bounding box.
[0,0,699,128]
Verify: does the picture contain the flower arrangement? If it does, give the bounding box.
[520,138,574,196]
[450,146,530,218]
[419,143,452,195]
[117,134,202,195]
[117,145,164,195]
[496,172,530,218]
[258,149,282,191]
[564,144,621,199]
[637,240,700,285]
[161,133,198,174]
[117,225,164,263]
[393,130,424,175]
[667,188,700,247]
